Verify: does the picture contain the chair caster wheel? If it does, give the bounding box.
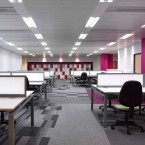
[127,130,131,135]
[111,125,114,130]
[141,129,144,132]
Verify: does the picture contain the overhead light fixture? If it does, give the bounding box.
[45,47,49,50]
[17,47,23,50]
[6,42,15,46]
[8,0,23,3]
[107,42,116,46]
[85,17,100,28]
[24,51,29,54]
[22,17,37,28]
[89,53,93,56]
[69,54,72,57]
[70,51,74,54]
[59,58,63,62]
[79,34,88,39]
[99,47,105,50]
[99,0,113,2]
[141,25,145,28]
[120,33,134,40]
[32,55,35,57]
[75,58,80,62]
[93,51,98,53]
[72,47,77,50]
[87,55,90,57]
[0,37,3,40]
[75,42,81,46]
[47,51,51,54]
[41,42,47,46]
[34,34,43,39]
[42,57,47,62]
[50,54,53,57]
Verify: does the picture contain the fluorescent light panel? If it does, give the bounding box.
[79,34,88,39]
[99,47,105,50]
[22,17,37,28]
[7,42,15,46]
[34,34,43,39]
[45,47,49,50]
[75,42,81,46]
[107,42,116,46]
[47,51,51,53]
[99,0,113,2]
[93,51,98,53]
[17,47,23,50]
[72,47,77,50]
[141,25,145,28]
[41,42,47,46]
[85,17,100,28]
[24,51,29,54]
[120,34,134,40]
[70,51,74,54]
[8,0,23,3]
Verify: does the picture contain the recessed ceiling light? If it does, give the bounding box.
[120,34,134,40]
[24,51,29,54]
[99,47,105,50]
[22,17,37,28]
[141,25,145,28]
[0,37,3,40]
[72,47,77,50]
[47,51,51,54]
[34,34,43,39]
[41,42,47,46]
[85,17,100,28]
[45,47,49,50]
[107,42,116,46]
[6,42,15,46]
[75,42,81,46]
[93,51,98,53]
[17,47,23,50]
[70,51,74,54]
[8,0,23,3]
[69,54,72,57]
[99,0,113,2]
[89,53,93,56]
[79,34,88,39]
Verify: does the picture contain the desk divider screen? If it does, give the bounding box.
[44,71,50,78]
[89,71,106,76]
[71,71,74,75]
[50,71,54,76]
[106,69,123,73]
[0,76,26,97]
[97,73,143,87]
[0,72,11,76]
[12,72,44,82]
[73,71,90,76]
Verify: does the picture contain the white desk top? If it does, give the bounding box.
[92,85,145,93]
[29,81,44,85]
[0,91,33,111]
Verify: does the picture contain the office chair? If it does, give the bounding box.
[111,81,144,135]
[76,72,88,87]
[99,94,117,112]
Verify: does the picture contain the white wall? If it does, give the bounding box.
[27,55,101,70]
[0,47,22,71]
[118,42,141,72]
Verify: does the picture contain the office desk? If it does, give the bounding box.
[29,81,47,107]
[91,85,145,127]
[0,91,34,145]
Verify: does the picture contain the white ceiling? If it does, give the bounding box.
[0,0,145,57]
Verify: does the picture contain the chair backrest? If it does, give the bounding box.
[26,76,30,90]
[119,81,142,107]
[81,72,87,79]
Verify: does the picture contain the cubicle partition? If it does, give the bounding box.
[0,76,26,97]
[0,72,11,76]
[11,72,44,82]
[97,73,143,87]
[106,69,123,73]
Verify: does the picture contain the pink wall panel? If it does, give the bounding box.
[141,38,145,73]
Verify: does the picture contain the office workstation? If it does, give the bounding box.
[1,0,145,145]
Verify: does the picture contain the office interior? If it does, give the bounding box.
[1,0,145,145]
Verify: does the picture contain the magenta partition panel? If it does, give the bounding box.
[28,62,93,79]
[100,54,113,70]
[141,38,145,73]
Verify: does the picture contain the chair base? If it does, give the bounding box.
[111,114,144,135]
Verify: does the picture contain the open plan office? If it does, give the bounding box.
[1,0,145,145]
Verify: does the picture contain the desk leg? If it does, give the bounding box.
[39,86,42,107]
[91,88,94,110]
[8,113,14,145]
[45,84,47,100]
[103,94,108,127]
[31,97,34,126]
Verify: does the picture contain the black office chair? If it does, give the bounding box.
[111,81,144,135]
[76,72,88,87]
[99,94,117,112]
